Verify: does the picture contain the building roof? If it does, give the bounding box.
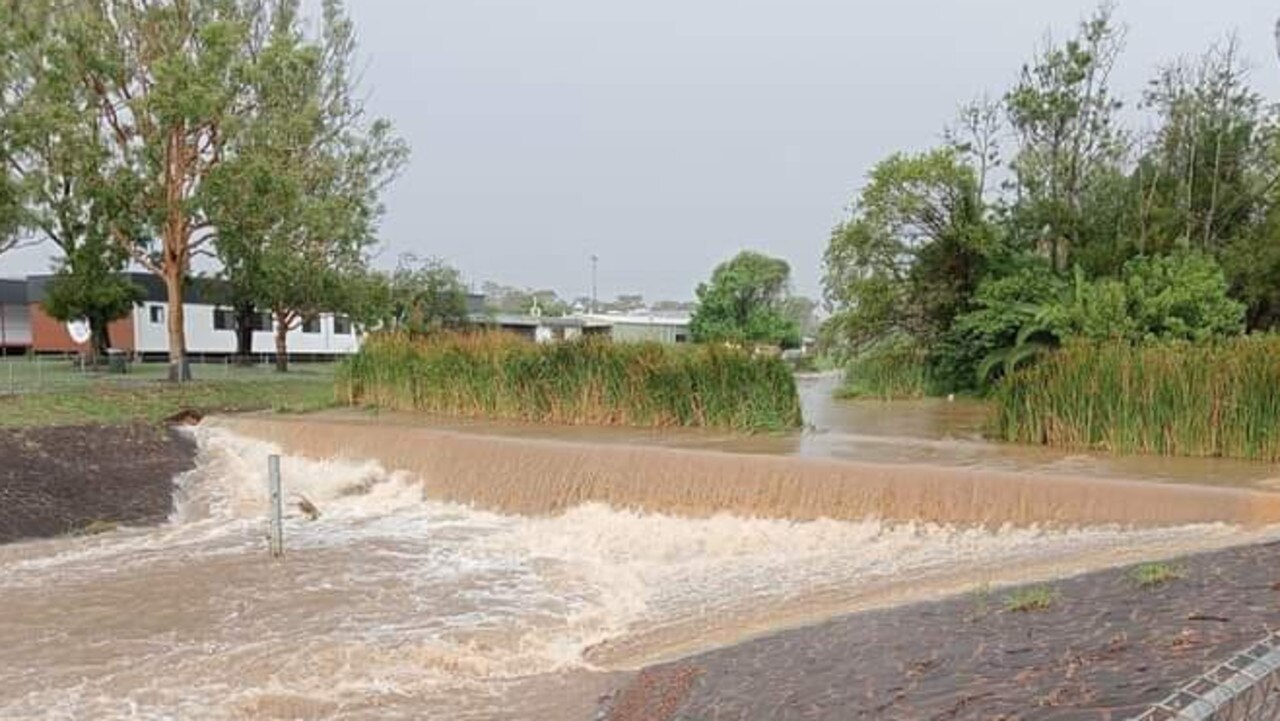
[24,272,232,305]
[0,279,27,305]
[575,312,692,327]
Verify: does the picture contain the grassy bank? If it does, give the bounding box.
[0,362,336,428]
[336,333,803,431]
[993,337,1280,461]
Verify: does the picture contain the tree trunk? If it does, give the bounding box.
[234,303,255,366]
[162,123,192,383]
[164,269,190,382]
[274,314,289,373]
[89,314,110,366]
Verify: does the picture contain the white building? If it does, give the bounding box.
[18,273,361,359]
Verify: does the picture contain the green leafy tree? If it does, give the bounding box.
[1121,251,1244,341]
[691,251,800,348]
[1005,5,1127,272]
[52,0,270,381]
[1134,40,1280,331]
[2,0,143,359]
[334,266,394,331]
[1137,39,1269,255]
[934,261,1066,390]
[388,255,469,332]
[822,149,996,353]
[1223,221,1280,330]
[42,245,144,359]
[970,253,1243,386]
[207,0,407,372]
[0,1,32,256]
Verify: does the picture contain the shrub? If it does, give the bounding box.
[1128,562,1183,588]
[336,332,803,432]
[1004,585,1056,613]
[952,253,1245,392]
[935,264,1067,392]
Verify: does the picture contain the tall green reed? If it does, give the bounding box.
[336,332,803,432]
[993,337,1280,461]
[839,340,931,401]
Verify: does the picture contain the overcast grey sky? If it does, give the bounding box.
[6,0,1280,301]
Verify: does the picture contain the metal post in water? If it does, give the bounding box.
[268,455,284,558]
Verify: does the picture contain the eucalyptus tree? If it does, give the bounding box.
[207,0,408,372]
[1137,39,1268,254]
[0,0,34,256]
[1005,6,1127,272]
[0,0,146,358]
[30,0,272,381]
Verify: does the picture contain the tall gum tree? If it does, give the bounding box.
[62,0,261,381]
[3,0,144,360]
[208,0,407,372]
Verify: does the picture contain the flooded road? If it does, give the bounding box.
[3,377,1279,719]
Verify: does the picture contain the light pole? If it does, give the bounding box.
[590,254,599,314]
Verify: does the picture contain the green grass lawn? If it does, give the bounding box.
[0,358,338,427]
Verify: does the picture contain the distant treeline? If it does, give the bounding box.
[336,333,803,432]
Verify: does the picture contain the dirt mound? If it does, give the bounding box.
[0,424,196,543]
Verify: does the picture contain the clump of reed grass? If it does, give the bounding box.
[839,338,931,401]
[1128,562,1183,589]
[335,332,803,432]
[992,336,1280,461]
[70,520,119,537]
[1004,585,1057,613]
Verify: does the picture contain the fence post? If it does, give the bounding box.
[268,455,284,558]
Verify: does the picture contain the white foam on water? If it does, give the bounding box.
[0,424,1272,720]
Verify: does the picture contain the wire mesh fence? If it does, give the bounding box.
[1131,632,1280,720]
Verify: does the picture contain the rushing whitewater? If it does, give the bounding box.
[1,423,1277,720]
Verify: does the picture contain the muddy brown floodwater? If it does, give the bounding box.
[1,374,1278,720]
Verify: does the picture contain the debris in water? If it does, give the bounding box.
[296,494,321,521]
[165,409,204,426]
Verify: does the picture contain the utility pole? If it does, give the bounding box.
[590,254,599,314]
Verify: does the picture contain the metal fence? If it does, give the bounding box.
[1131,633,1280,720]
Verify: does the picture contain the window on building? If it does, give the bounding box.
[252,312,273,332]
[675,333,690,344]
[213,308,235,331]
[302,316,322,334]
[333,315,352,335]
[149,305,165,325]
